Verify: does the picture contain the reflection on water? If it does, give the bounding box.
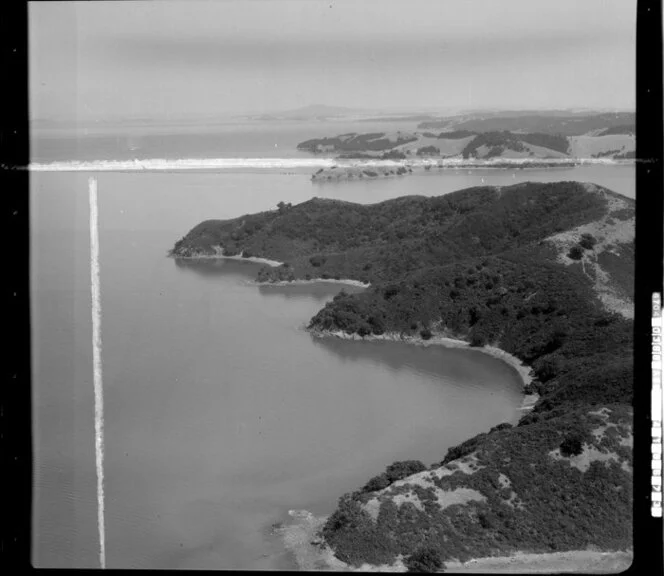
[174,256,367,302]
[174,256,263,279]
[257,282,366,302]
[310,334,524,388]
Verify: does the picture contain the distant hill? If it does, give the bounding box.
[296,126,635,161]
[354,114,440,123]
[418,112,635,136]
[171,181,634,568]
[249,104,368,121]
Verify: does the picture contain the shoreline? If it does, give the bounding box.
[309,158,636,184]
[254,278,371,288]
[172,252,284,267]
[308,327,536,391]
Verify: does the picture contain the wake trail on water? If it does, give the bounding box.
[89,176,106,569]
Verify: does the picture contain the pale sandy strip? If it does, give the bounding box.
[254,278,370,288]
[25,156,633,172]
[445,550,633,573]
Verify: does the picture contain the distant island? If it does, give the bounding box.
[416,111,635,134]
[170,181,633,569]
[295,111,635,182]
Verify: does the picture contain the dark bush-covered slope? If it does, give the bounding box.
[297,132,418,152]
[460,131,570,158]
[171,182,612,282]
[322,404,632,567]
[171,181,634,566]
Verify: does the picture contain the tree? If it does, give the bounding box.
[567,246,584,260]
[560,434,584,457]
[405,547,444,573]
[277,201,292,214]
[533,358,559,383]
[579,233,597,250]
[362,473,391,493]
[470,333,487,347]
[385,460,426,482]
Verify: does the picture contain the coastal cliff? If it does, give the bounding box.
[171,181,634,568]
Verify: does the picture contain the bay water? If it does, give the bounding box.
[30,125,634,569]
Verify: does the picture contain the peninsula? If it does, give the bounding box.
[170,181,634,569]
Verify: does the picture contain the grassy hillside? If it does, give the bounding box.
[568,134,636,159]
[297,127,633,161]
[171,182,634,567]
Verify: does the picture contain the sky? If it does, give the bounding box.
[29,0,636,123]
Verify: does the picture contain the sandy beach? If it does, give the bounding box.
[254,277,371,288]
[173,252,284,267]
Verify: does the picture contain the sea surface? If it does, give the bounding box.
[30,122,635,569]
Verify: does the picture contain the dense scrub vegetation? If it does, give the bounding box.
[360,461,428,494]
[437,130,477,139]
[171,181,634,567]
[321,404,632,567]
[297,132,418,153]
[172,182,613,285]
[338,150,408,160]
[592,149,623,158]
[416,145,441,156]
[405,548,445,572]
[518,132,570,154]
[461,131,527,158]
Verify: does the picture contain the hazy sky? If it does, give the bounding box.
[29,0,636,122]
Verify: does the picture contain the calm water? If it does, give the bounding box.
[30,119,418,162]
[31,140,634,569]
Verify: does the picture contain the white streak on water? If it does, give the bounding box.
[89,176,106,569]
[25,156,632,172]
